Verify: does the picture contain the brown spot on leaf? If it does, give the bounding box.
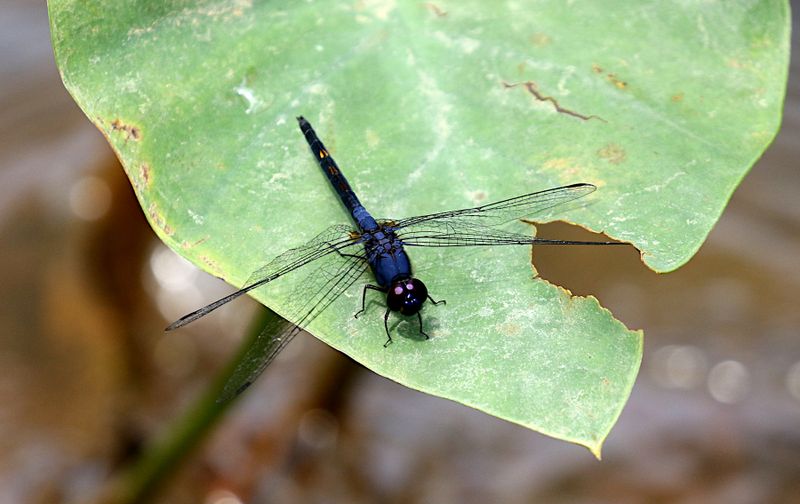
[110,119,141,141]
[365,129,380,148]
[497,322,522,337]
[606,73,627,90]
[671,92,684,102]
[422,2,447,17]
[140,163,151,186]
[129,163,151,193]
[542,157,582,177]
[200,255,222,275]
[530,33,551,47]
[727,58,745,69]
[597,144,626,164]
[592,66,628,90]
[147,203,174,237]
[181,236,209,249]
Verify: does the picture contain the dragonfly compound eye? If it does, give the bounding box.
[386,278,428,315]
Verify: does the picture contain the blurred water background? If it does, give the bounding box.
[1,2,798,503]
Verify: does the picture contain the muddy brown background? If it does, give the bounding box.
[1,2,798,503]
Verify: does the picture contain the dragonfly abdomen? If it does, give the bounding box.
[297,116,378,230]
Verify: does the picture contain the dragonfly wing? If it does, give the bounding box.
[243,224,361,287]
[391,183,603,247]
[393,183,596,230]
[217,249,369,403]
[398,222,549,247]
[166,223,361,330]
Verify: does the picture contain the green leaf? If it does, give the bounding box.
[49,0,788,455]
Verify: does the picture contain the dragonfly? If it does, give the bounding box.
[167,116,623,403]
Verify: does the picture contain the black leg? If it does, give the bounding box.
[417,312,430,340]
[383,307,393,347]
[355,284,384,319]
[327,241,363,260]
[427,294,446,306]
[335,250,363,260]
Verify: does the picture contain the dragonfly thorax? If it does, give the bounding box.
[386,277,428,315]
[364,225,414,288]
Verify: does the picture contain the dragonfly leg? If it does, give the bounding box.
[417,312,430,341]
[325,241,367,271]
[330,244,363,260]
[355,284,385,319]
[383,307,393,347]
[427,294,446,306]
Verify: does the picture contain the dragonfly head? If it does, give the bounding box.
[386,277,428,315]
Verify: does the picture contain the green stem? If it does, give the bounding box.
[106,307,274,504]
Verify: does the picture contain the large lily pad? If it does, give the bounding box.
[49,0,788,454]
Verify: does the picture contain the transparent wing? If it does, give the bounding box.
[242,224,360,287]
[217,249,369,403]
[392,183,602,247]
[166,224,361,330]
[397,222,559,247]
[394,183,595,229]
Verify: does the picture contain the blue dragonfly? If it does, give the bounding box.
[167,116,622,402]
